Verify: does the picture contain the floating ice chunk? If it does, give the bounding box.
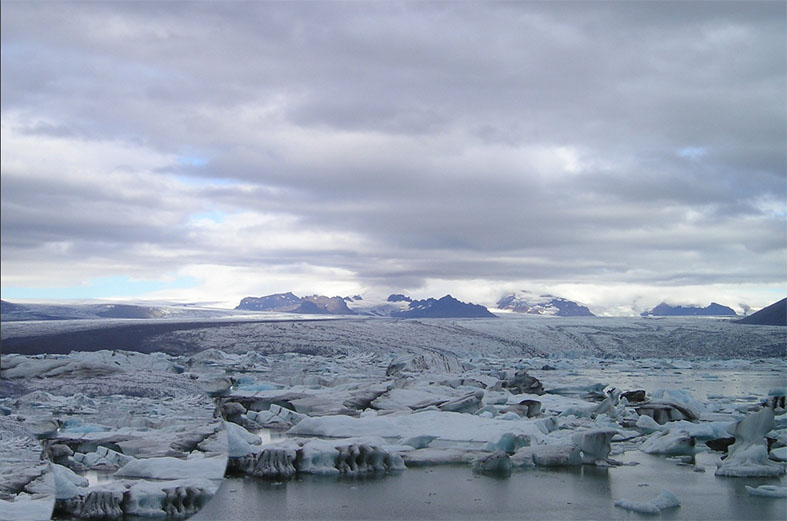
[472,451,512,475]
[115,453,227,480]
[572,430,615,464]
[234,440,298,479]
[297,439,340,474]
[640,430,696,455]
[26,418,61,439]
[123,479,216,517]
[335,443,388,474]
[535,417,559,435]
[505,370,544,395]
[513,445,582,467]
[769,447,787,462]
[744,485,787,498]
[197,375,234,397]
[636,399,699,424]
[651,389,704,416]
[72,446,134,470]
[288,410,546,445]
[512,393,596,417]
[635,415,665,434]
[224,421,261,458]
[545,382,606,396]
[614,489,681,514]
[438,391,484,414]
[401,448,468,466]
[0,494,55,521]
[51,463,88,500]
[665,420,733,440]
[370,387,450,411]
[621,390,647,403]
[483,391,510,406]
[497,412,520,421]
[484,433,530,454]
[500,399,541,418]
[60,482,127,520]
[268,404,306,425]
[716,407,785,477]
[400,435,438,449]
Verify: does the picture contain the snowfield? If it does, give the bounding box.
[1,315,785,520]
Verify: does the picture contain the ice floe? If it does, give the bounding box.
[614,488,681,514]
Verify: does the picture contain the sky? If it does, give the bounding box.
[1,1,785,315]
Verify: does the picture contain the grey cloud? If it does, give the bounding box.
[1,1,784,302]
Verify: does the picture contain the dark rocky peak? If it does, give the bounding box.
[735,298,786,326]
[641,302,737,317]
[235,292,302,311]
[393,294,496,319]
[387,294,412,303]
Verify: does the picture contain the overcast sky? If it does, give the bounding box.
[1,1,785,315]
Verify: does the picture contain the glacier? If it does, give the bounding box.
[1,315,785,520]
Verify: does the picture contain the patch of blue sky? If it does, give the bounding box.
[676,146,707,159]
[189,210,227,223]
[176,154,210,167]
[1,275,199,300]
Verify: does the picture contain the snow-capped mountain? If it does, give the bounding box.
[391,295,497,319]
[496,292,595,317]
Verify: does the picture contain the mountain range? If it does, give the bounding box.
[640,302,737,317]
[236,293,356,315]
[496,292,595,316]
[391,295,497,318]
[235,293,495,318]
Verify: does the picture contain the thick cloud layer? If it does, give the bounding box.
[1,2,784,313]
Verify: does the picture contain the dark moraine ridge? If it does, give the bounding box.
[0,318,339,356]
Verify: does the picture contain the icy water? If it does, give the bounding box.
[193,367,787,521]
[193,454,786,520]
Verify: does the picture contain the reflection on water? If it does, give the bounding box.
[193,367,787,520]
[194,453,786,521]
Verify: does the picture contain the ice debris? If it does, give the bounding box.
[640,430,696,456]
[744,485,787,498]
[472,451,513,475]
[716,407,785,477]
[614,489,681,514]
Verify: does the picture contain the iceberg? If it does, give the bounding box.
[716,407,785,477]
[640,430,696,455]
[472,451,513,475]
[614,489,681,514]
[745,485,787,498]
[571,429,616,464]
[512,445,582,467]
[114,453,227,480]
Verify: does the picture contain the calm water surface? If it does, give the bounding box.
[193,453,786,520]
[193,368,787,520]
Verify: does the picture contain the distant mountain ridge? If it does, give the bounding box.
[391,295,497,319]
[496,292,595,317]
[735,298,786,326]
[235,293,356,315]
[641,302,737,317]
